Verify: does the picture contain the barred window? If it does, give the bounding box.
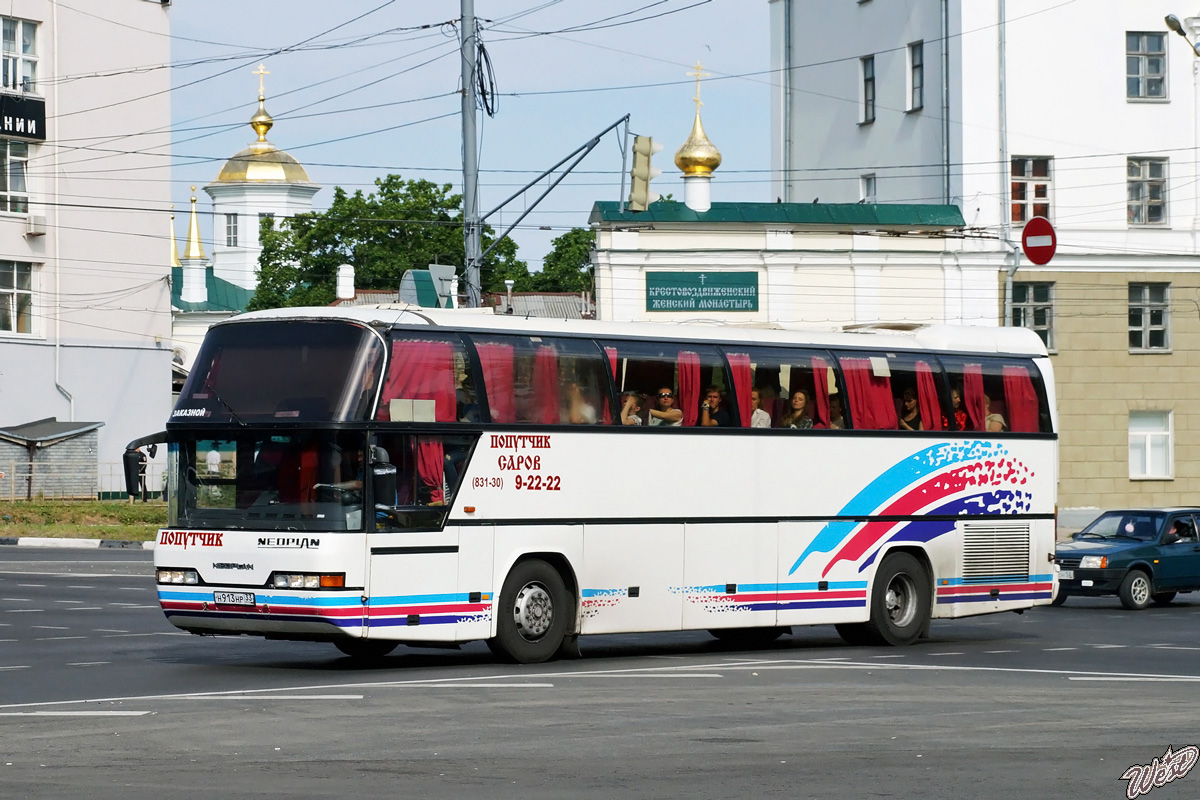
[1129,283,1169,351]
[1126,32,1166,99]
[0,17,36,94]
[1012,282,1054,349]
[1011,157,1051,224]
[0,260,32,333]
[1127,158,1166,225]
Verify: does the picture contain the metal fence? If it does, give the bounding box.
[0,461,165,501]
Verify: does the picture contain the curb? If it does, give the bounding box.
[0,537,154,550]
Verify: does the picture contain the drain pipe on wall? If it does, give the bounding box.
[51,0,73,420]
[998,0,1020,327]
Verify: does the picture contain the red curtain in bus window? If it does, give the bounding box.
[811,356,831,429]
[840,358,897,429]
[727,352,752,427]
[678,350,701,427]
[963,364,985,432]
[475,342,516,423]
[532,345,559,424]
[1002,364,1040,433]
[601,346,619,425]
[377,340,455,503]
[915,361,943,431]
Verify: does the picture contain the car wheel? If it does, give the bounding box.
[490,559,573,664]
[1118,570,1152,611]
[1151,591,1177,606]
[1050,590,1068,607]
[835,622,876,646]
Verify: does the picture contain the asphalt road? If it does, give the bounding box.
[2,546,1199,800]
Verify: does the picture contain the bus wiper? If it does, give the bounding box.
[209,390,247,427]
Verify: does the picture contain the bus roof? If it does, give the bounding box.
[224,305,1049,358]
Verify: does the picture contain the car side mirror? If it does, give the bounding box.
[371,462,397,511]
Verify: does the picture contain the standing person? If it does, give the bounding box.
[899,387,923,431]
[698,386,731,427]
[648,387,683,426]
[780,389,813,429]
[749,388,771,428]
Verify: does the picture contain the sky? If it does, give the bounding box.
[169,0,772,272]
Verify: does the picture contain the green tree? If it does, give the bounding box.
[532,227,595,292]
[249,175,528,310]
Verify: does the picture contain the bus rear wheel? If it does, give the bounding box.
[491,559,572,664]
[865,552,930,646]
[334,639,398,661]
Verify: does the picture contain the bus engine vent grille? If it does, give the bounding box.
[961,522,1030,584]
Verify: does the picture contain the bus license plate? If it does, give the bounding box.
[213,591,256,606]
[1058,570,1073,581]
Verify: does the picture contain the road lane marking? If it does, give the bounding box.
[0,666,30,671]
[36,636,86,641]
[928,652,964,656]
[1043,647,1077,651]
[0,711,150,716]
[118,587,150,592]
[185,695,366,700]
[16,584,45,588]
[94,629,128,634]
[4,609,43,613]
[65,607,103,611]
[54,600,84,604]
[984,650,1014,654]
[1069,676,1200,682]
[569,673,722,679]
[869,655,906,659]
[388,684,555,689]
[1088,644,1125,648]
[1148,645,1200,651]
[67,662,111,667]
[31,626,69,630]
[2,598,32,602]
[67,586,96,590]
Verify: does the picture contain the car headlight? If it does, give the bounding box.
[1079,555,1107,569]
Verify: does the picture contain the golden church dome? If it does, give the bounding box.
[211,92,313,184]
[674,112,721,176]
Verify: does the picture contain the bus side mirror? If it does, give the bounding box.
[122,449,142,497]
[372,463,397,511]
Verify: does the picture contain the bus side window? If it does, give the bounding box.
[470,335,610,425]
[940,358,1048,433]
[601,340,725,427]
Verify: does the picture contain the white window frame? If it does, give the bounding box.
[1,17,36,94]
[860,56,875,124]
[1011,282,1054,350]
[1129,282,1170,351]
[907,41,924,111]
[1011,157,1051,225]
[0,138,28,214]
[860,173,877,203]
[1127,157,1167,226]
[225,213,238,247]
[1126,31,1166,101]
[0,259,33,335]
[1129,410,1173,480]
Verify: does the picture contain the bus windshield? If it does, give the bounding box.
[170,431,368,532]
[174,320,385,424]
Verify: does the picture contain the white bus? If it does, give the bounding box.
[130,306,1058,663]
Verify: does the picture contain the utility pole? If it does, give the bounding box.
[460,0,482,307]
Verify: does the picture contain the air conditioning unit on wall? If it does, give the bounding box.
[25,215,45,236]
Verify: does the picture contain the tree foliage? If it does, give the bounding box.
[529,227,595,293]
[248,175,528,310]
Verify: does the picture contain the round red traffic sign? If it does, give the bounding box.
[1021,216,1056,265]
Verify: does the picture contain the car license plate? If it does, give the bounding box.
[213,591,256,606]
[1058,570,1074,581]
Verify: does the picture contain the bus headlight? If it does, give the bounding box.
[270,573,345,590]
[1079,556,1107,569]
[156,569,200,585]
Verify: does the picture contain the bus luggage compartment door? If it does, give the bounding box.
[366,529,463,642]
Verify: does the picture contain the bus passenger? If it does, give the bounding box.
[749,388,771,428]
[698,386,730,427]
[780,389,813,429]
[648,387,683,426]
[828,395,845,429]
[951,386,969,431]
[899,387,922,431]
[562,382,597,424]
[984,395,1007,432]
[620,392,643,426]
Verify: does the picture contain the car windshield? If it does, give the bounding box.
[1078,511,1164,541]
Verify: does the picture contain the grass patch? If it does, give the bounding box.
[0,500,165,541]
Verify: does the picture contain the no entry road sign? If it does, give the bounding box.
[1021,216,1056,265]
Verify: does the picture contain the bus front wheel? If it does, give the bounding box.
[491,559,573,664]
[866,552,930,646]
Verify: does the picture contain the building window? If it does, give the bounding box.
[1129,410,1172,479]
[0,260,31,333]
[860,173,876,203]
[1127,157,1167,225]
[908,42,924,110]
[1011,157,1051,223]
[225,213,238,247]
[258,212,274,230]
[1012,282,1054,348]
[0,139,27,213]
[1126,32,1166,100]
[1129,283,1169,351]
[861,56,875,124]
[1,17,35,93]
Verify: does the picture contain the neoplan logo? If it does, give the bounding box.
[1120,745,1198,799]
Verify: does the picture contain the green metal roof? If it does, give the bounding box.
[171,266,254,313]
[590,201,964,229]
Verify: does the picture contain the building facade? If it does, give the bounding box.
[0,1,173,493]
[770,0,1200,515]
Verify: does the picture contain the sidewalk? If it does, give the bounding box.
[0,536,154,549]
